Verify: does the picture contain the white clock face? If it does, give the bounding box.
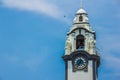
[74,57,87,70]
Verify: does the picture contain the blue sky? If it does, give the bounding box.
[0,0,120,80]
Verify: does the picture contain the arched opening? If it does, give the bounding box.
[79,15,83,21]
[76,35,85,50]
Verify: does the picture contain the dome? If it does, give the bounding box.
[76,8,87,14]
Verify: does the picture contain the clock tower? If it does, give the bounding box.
[62,5,100,80]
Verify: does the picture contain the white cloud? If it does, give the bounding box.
[99,36,120,52]
[24,56,41,71]
[2,54,20,64]
[103,54,120,68]
[94,24,120,77]
[100,54,120,79]
[0,0,64,19]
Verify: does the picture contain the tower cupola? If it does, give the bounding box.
[76,8,87,14]
[73,7,89,25]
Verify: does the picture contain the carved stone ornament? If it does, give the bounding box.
[65,37,72,55]
[88,37,96,53]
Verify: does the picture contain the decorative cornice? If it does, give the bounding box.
[67,27,95,35]
[67,27,96,39]
[62,50,100,67]
[73,22,89,25]
[75,13,88,15]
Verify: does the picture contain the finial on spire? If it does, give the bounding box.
[80,0,83,9]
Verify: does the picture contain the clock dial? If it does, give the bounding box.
[74,57,87,70]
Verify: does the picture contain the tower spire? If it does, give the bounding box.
[80,0,83,9]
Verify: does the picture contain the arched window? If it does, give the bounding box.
[79,15,83,21]
[76,35,85,50]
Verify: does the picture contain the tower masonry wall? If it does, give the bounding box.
[67,61,93,80]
